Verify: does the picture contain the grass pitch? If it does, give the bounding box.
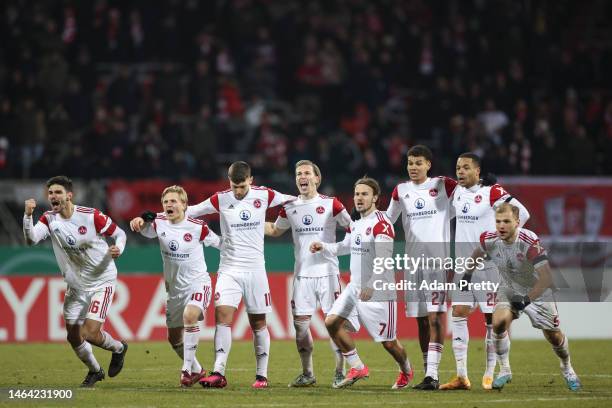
[1,339,611,407]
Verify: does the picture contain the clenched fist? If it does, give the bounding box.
[310,242,323,253]
[24,199,36,216]
[108,245,122,258]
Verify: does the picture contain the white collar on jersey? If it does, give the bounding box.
[410,177,431,188]
[359,209,380,220]
[297,193,321,203]
[466,184,481,193]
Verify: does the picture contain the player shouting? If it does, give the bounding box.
[23,176,128,387]
[130,185,221,387]
[265,160,352,387]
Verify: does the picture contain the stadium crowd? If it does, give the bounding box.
[1,0,611,190]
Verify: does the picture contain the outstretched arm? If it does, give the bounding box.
[265,221,288,237]
[186,194,220,217]
[310,228,351,257]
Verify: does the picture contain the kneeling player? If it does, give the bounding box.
[464,203,581,391]
[311,177,413,389]
[23,176,128,387]
[130,186,221,387]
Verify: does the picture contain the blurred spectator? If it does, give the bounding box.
[0,0,610,183]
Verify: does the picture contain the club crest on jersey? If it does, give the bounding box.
[184,233,192,242]
[516,253,525,261]
[415,198,425,209]
[214,292,220,301]
[253,199,262,208]
[302,214,313,225]
[475,194,482,203]
[429,188,438,197]
[316,206,325,214]
[240,209,251,221]
[366,227,372,235]
[355,234,362,245]
[78,226,87,235]
[169,240,179,251]
[66,235,76,245]
[462,203,470,213]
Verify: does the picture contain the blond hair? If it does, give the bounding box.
[161,185,188,205]
[495,202,519,219]
[295,160,322,187]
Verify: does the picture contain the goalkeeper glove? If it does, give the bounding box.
[140,210,156,223]
[510,294,531,311]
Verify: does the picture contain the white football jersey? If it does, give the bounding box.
[186,186,294,274]
[140,215,220,296]
[480,228,550,298]
[274,194,351,277]
[453,183,514,258]
[323,210,395,292]
[386,176,456,258]
[23,206,122,290]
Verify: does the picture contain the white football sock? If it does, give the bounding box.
[183,323,200,373]
[425,342,443,380]
[485,324,496,377]
[343,349,364,369]
[253,327,270,378]
[552,335,573,372]
[451,316,469,378]
[494,331,511,375]
[294,318,314,376]
[100,331,123,353]
[213,324,232,375]
[73,341,101,372]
